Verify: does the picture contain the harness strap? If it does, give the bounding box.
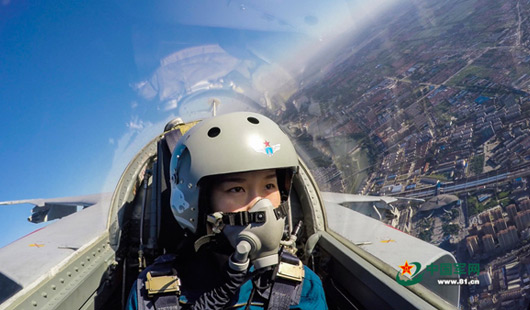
[267,279,302,310]
[266,252,304,310]
[153,295,180,310]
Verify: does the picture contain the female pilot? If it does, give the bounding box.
[127,112,327,309]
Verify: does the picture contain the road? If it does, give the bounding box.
[398,171,523,199]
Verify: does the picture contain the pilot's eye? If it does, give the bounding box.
[228,187,244,193]
[265,183,276,190]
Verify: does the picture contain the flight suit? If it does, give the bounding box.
[126,242,327,310]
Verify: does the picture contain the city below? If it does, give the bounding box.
[272,0,530,309]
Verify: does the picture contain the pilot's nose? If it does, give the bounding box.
[246,192,263,210]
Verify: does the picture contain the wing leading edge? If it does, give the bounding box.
[0,193,112,223]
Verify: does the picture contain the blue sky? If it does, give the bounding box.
[0,0,141,247]
[0,1,254,248]
[0,0,385,248]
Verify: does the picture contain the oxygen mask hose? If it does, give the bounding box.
[192,238,251,309]
[191,258,248,310]
[229,240,251,271]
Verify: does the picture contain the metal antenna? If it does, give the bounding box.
[209,98,221,116]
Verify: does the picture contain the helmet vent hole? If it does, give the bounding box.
[247,117,259,124]
[208,127,221,138]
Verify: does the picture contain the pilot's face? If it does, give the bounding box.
[211,169,281,213]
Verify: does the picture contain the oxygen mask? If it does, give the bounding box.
[208,199,286,270]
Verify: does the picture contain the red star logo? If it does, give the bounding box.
[399,261,414,275]
[264,141,271,147]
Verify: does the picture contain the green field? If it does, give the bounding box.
[447,65,493,86]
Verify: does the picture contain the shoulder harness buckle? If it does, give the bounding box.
[145,271,181,297]
[277,259,304,283]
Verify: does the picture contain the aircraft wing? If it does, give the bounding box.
[321,191,399,204]
[0,193,114,308]
[320,191,425,223]
[0,193,111,223]
[323,200,460,308]
[321,191,425,204]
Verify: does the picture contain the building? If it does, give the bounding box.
[466,235,480,257]
[515,210,530,232]
[469,224,479,236]
[482,234,496,253]
[491,206,503,221]
[498,226,519,250]
[505,261,520,281]
[477,293,496,308]
[499,287,523,304]
[507,204,518,223]
[493,269,502,291]
[519,199,530,211]
[494,218,508,232]
[479,212,491,224]
[478,269,492,287]
[482,222,496,237]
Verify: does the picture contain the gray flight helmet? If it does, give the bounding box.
[169,111,299,234]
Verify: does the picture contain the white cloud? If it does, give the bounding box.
[164,99,178,111]
[130,101,139,109]
[126,116,152,130]
[108,138,115,145]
